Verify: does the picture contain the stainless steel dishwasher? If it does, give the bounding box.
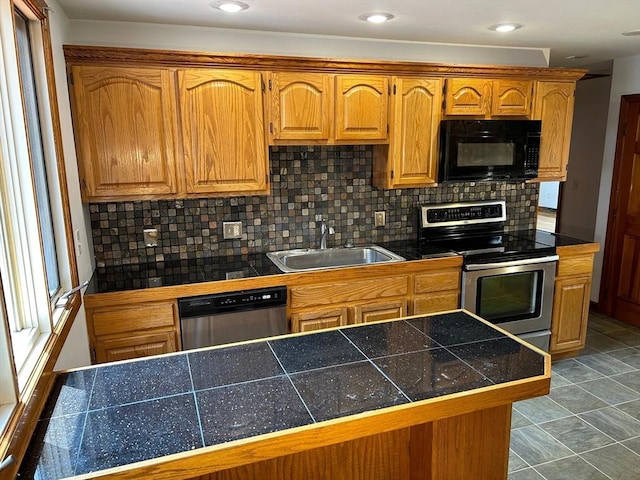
[178,286,287,350]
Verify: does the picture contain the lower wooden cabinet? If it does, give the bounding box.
[412,268,461,315]
[88,300,180,364]
[291,308,349,333]
[95,331,177,364]
[353,300,407,324]
[549,244,599,356]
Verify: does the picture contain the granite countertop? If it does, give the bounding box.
[20,311,546,479]
[85,239,427,294]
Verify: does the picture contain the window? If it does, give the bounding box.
[0,0,79,450]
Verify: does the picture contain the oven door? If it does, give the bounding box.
[461,256,557,336]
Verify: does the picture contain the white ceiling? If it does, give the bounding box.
[56,0,640,69]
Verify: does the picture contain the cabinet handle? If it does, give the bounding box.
[0,455,14,472]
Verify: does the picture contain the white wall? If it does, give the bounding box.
[558,75,611,241]
[46,0,94,370]
[67,20,549,67]
[592,55,640,303]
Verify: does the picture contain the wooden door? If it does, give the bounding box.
[70,65,178,200]
[335,75,389,141]
[178,69,268,194]
[444,78,491,116]
[268,72,332,141]
[601,94,640,326]
[492,80,533,116]
[388,77,442,187]
[533,81,576,181]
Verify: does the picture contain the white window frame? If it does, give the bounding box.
[0,0,80,457]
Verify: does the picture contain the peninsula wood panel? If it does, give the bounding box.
[374,77,442,188]
[178,69,268,194]
[335,75,389,141]
[70,65,179,200]
[268,72,332,141]
[533,81,576,181]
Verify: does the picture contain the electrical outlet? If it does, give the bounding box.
[143,228,158,247]
[374,211,386,227]
[223,221,242,239]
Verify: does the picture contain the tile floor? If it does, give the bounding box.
[509,311,640,479]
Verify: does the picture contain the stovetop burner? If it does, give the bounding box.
[418,201,556,263]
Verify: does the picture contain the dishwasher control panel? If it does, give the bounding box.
[178,286,287,317]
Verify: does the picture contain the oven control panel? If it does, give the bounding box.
[420,201,506,228]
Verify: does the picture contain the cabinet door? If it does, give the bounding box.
[335,75,389,141]
[95,331,178,364]
[550,276,591,354]
[352,300,407,324]
[444,78,491,116]
[178,69,268,194]
[291,308,349,333]
[70,66,178,200]
[387,77,442,187]
[268,72,332,141]
[492,80,533,116]
[533,81,576,181]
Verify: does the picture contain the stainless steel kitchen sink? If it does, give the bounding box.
[266,245,405,273]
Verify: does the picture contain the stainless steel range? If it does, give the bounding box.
[418,200,558,351]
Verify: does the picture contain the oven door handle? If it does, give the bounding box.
[464,254,559,271]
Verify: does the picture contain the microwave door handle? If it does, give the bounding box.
[464,255,559,271]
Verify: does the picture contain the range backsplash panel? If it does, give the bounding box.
[90,145,539,267]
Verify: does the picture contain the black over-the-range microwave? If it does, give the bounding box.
[438,119,541,183]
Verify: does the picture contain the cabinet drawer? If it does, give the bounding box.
[414,270,460,294]
[290,276,408,309]
[412,292,460,315]
[92,301,177,337]
[557,254,594,278]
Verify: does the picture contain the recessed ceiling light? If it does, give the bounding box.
[489,23,522,33]
[360,13,394,24]
[213,1,249,13]
[565,55,589,60]
[622,28,640,36]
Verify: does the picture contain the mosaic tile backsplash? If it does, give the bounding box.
[90,145,539,267]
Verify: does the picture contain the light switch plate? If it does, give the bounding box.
[223,221,242,239]
[374,211,386,227]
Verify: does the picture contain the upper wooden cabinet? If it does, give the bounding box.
[268,72,389,144]
[267,72,332,141]
[373,77,443,188]
[335,75,389,141]
[177,69,269,194]
[69,65,179,201]
[533,81,576,182]
[444,78,533,117]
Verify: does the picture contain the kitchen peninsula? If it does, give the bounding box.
[21,310,550,480]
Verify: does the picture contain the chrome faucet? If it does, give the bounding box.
[318,217,335,249]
